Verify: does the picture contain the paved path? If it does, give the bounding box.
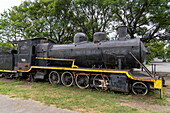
[147,62,170,73]
[0,95,77,113]
[134,62,170,76]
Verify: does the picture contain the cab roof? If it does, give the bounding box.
[13,37,56,44]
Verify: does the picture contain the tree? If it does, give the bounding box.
[0,11,20,43]
[50,0,75,43]
[166,44,170,58]
[146,39,165,62]
[71,0,115,40]
[0,1,32,42]
[111,0,169,42]
[23,0,75,43]
[0,0,169,45]
[0,0,75,44]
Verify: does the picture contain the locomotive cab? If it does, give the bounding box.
[13,38,56,71]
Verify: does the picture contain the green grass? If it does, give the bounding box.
[145,64,149,67]
[0,78,169,113]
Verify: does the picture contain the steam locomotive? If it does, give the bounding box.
[0,26,163,97]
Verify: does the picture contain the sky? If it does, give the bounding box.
[0,0,33,14]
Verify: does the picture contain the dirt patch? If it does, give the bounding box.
[72,106,88,112]
[120,99,170,112]
[119,85,170,112]
[164,86,170,95]
[165,77,170,85]
[165,77,170,81]
[167,98,170,103]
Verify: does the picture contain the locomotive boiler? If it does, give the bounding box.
[36,26,147,70]
[0,26,164,98]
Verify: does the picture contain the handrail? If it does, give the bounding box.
[129,52,154,78]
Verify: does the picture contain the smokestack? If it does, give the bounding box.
[118,26,127,40]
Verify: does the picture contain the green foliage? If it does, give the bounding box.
[165,44,170,58]
[0,39,14,51]
[71,0,114,41]
[0,0,74,44]
[112,0,169,42]
[145,39,166,62]
[0,0,169,46]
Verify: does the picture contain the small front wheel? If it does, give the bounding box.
[132,82,149,95]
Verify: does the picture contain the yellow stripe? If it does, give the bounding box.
[19,66,127,73]
[36,57,75,61]
[17,66,155,82]
[1,66,161,90]
[0,66,156,82]
[0,70,17,73]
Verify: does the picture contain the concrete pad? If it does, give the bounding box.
[0,95,77,113]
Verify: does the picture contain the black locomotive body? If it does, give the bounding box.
[48,38,146,69]
[0,26,163,97]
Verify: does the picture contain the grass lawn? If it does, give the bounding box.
[0,78,170,113]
